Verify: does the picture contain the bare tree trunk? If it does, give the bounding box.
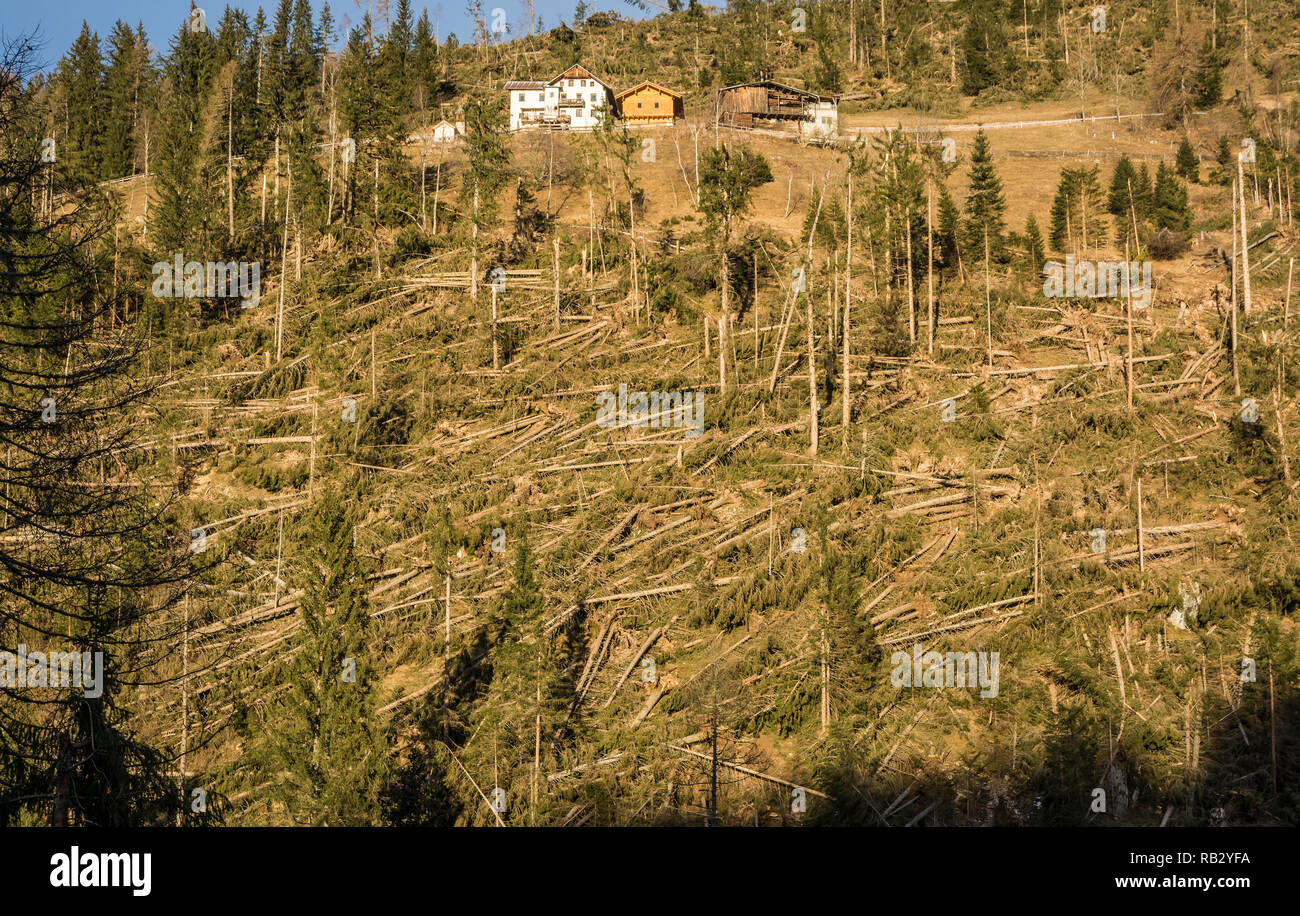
[471,183,480,302]
[276,158,291,361]
[808,286,818,457]
[905,205,916,346]
[984,227,993,369]
[719,224,729,394]
[1126,240,1135,410]
[1232,178,1241,396]
[226,91,234,238]
[491,284,500,370]
[843,177,852,446]
[434,147,442,234]
[553,236,561,329]
[1239,156,1253,315]
[927,179,936,356]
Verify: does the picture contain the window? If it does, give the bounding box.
[538,93,543,101]
[654,101,660,109]
[637,101,643,109]
[591,93,596,102]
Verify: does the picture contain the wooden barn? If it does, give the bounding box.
[716,80,838,139]
[615,81,684,126]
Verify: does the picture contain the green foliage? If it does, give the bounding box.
[251,489,387,825]
[1049,165,1107,253]
[962,130,1006,259]
[1175,137,1200,183]
[960,0,1008,96]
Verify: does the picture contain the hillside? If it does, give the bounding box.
[2,0,1299,829]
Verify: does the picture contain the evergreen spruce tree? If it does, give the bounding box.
[255,490,385,825]
[1153,161,1191,232]
[459,97,511,280]
[1212,136,1234,186]
[1108,156,1148,250]
[962,129,1006,261]
[1107,155,1139,218]
[1049,166,1106,254]
[471,536,579,824]
[1194,33,1226,108]
[936,184,963,275]
[101,21,147,180]
[1135,164,1155,223]
[0,36,202,827]
[151,17,220,256]
[1024,213,1045,277]
[1048,174,1071,252]
[315,4,335,62]
[960,0,1007,95]
[59,23,106,182]
[384,0,416,105]
[411,11,440,119]
[1175,137,1200,183]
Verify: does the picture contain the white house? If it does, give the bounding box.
[802,98,838,140]
[431,118,463,143]
[506,64,614,132]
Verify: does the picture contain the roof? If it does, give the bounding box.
[548,64,612,91]
[716,80,836,102]
[504,81,545,90]
[615,80,683,102]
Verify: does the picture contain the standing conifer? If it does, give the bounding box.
[59,23,106,182]
[1024,213,1045,278]
[962,129,1006,261]
[1175,137,1200,183]
[255,490,385,825]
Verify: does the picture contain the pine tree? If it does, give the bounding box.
[411,10,439,118]
[936,184,963,275]
[1108,156,1146,250]
[1153,161,1191,232]
[459,97,512,284]
[384,0,415,105]
[1024,213,1045,277]
[1175,137,1200,183]
[151,17,220,255]
[1212,136,1234,186]
[101,21,146,180]
[697,144,773,346]
[962,129,1006,260]
[1049,166,1107,253]
[470,536,579,824]
[960,0,1007,95]
[1107,156,1139,218]
[1135,164,1154,223]
[1194,33,1226,108]
[0,36,201,827]
[256,490,385,825]
[59,23,106,182]
[316,4,335,62]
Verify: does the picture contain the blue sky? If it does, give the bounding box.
[2,0,660,72]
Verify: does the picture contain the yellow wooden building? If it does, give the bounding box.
[615,81,684,126]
